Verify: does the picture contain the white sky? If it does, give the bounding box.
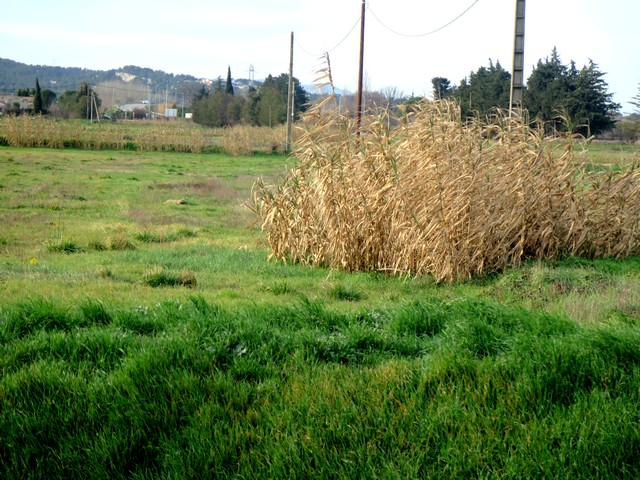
[1,0,639,113]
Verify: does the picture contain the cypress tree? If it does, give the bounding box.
[34,77,43,114]
[225,66,234,96]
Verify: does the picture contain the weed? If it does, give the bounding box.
[179,269,198,288]
[135,231,165,243]
[142,267,197,288]
[329,284,365,302]
[46,239,85,254]
[79,299,112,326]
[265,280,292,295]
[107,236,136,251]
[96,266,114,279]
[134,228,197,244]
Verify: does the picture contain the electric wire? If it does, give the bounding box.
[368,0,479,38]
[295,8,365,58]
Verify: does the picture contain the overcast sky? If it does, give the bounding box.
[2,0,638,113]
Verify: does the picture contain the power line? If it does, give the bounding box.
[368,0,479,38]
[295,10,364,57]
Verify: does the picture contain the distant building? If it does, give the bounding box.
[0,95,34,115]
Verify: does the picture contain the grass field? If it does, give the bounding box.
[1,139,640,478]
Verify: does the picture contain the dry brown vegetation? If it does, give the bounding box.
[254,100,640,282]
[0,116,292,155]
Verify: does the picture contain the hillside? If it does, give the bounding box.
[0,57,205,98]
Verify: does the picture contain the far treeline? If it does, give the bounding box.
[191,68,310,128]
[431,48,628,137]
[6,48,640,138]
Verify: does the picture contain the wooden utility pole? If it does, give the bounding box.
[509,0,526,116]
[286,31,294,152]
[355,0,366,136]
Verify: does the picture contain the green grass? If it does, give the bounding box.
[1,297,639,478]
[0,142,639,477]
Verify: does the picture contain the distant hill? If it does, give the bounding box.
[0,58,205,98]
[0,58,325,109]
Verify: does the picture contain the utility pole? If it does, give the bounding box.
[86,83,90,120]
[92,90,101,123]
[355,0,366,136]
[509,0,526,117]
[286,32,294,152]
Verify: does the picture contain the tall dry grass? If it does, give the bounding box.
[0,115,214,152]
[253,100,640,282]
[0,116,293,156]
[221,125,291,156]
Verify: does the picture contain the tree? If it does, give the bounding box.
[192,88,245,127]
[191,71,309,128]
[525,48,571,129]
[225,66,234,96]
[525,49,620,135]
[41,89,57,112]
[17,88,34,97]
[256,84,287,126]
[454,60,511,118]
[380,86,403,109]
[630,82,640,113]
[56,82,101,119]
[567,60,620,135]
[33,77,43,114]
[259,73,309,123]
[431,77,453,100]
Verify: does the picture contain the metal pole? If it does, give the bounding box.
[509,0,526,117]
[355,0,366,136]
[286,31,294,152]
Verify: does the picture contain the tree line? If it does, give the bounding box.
[191,68,310,128]
[7,49,637,137]
[431,48,622,136]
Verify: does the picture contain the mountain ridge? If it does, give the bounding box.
[0,57,210,96]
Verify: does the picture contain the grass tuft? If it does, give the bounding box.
[328,284,365,302]
[142,267,197,288]
[107,235,136,251]
[46,239,85,254]
[79,299,112,326]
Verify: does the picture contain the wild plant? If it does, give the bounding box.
[253,71,639,282]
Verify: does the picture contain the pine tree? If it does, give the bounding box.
[431,77,453,100]
[454,60,511,118]
[525,49,620,135]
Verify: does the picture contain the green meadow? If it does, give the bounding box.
[1,142,640,478]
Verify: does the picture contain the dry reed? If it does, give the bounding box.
[221,125,289,156]
[0,116,292,156]
[0,115,213,152]
[253,100,640,282]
